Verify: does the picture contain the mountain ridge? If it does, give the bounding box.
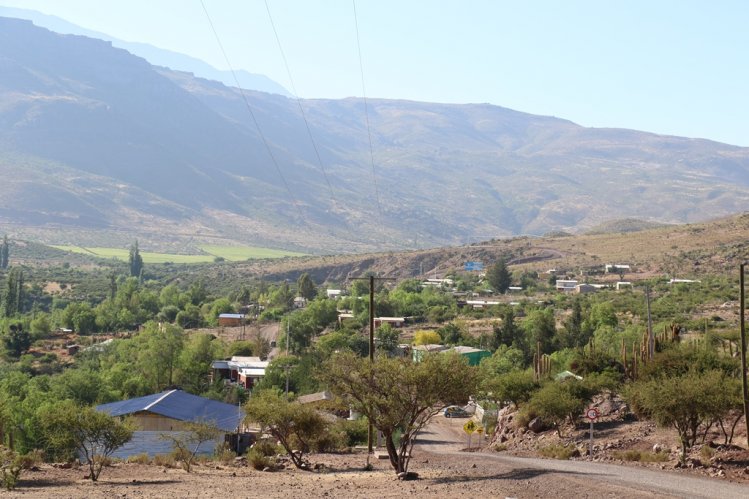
[1,16,748,253]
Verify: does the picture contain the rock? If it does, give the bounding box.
[652,444,663,453]
[262,466,272,472]
[471,463,477,468]
[569,448,581,458]
[528,417,546,433]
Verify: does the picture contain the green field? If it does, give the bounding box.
[52,245,305,264]
[199,245,305,261]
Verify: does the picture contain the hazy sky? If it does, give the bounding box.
[2,0,748,146]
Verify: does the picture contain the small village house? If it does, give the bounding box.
[217,313,245,327]
[96,389,245,458]
[210,356,269,389]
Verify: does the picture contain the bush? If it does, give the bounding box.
[247,448,275,471]
[538,444,577,460]
[213,443,236,464]
[334,418,369,447]
[18,449,44,470]
[612,449,668,462]
[152,453,176,468]
[0,446,23,491]
[126,453,151,464]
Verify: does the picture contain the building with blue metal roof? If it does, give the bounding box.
[95,389,244,458]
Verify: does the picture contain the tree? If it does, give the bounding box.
[321,351,477,474]
[128,241,143,278]
[625,370,728,463]
[558,299,589,349]
[2,323,30,359]
[160,420,221,472]
[375,324,400,356]
[481,369,538,409]
[297,273,317,301]
[245,389,329,470]
[523,309,556,355]
[40,403,133,482]
[413,330,441,346]
[486,259,511,294]
[0,235,8,270]
[492,308,522,350]
[525,381,587,437]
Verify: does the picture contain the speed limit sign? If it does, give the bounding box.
[585,408,600,420]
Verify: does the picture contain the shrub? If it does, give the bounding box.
[538,444,577,460]
[213,443,236,464]
[18,449,44,470]
[333,418,369,447]
[247,448,275,471]
[0,446,23,491]
[152,453,176,468]
[126,453,151,464]
[612,450,668,463]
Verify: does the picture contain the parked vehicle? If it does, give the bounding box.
[443,406,469,418]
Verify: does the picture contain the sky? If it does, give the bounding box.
[1,0,747,146]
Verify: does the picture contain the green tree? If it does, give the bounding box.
[297,273,317,301]
[321,351,477,474]
[0,235,8,270]
[136,322,185,391]
[128,240,143,278]
[558,299,590,349]
[492,308,522,350]
[525,381,587,437]
[486,259,511,294]
[523,309,556,355]
[625,370,728,463]
[245,389,329,470]
[40,402,133,482]
[482,369,538,409]
[2,323,30,359]
[375,324,400,355]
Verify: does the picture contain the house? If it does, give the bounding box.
[293,296,307,309]
[605,264,631,274]
[555,279,578,292]
[669,278,701,285]
[465,300,501,309]
[210,356,269,389]
[217,313,245,327]
[96,389,245,458]
[326,289,342,299]
[374,317,406,328]
[337,312,355,326]
[616,281,632,290]
[507,286,523,293]
[575,283,598,294]
[447,346,491,366]
[412,344,448,362]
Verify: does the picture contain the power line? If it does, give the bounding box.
[352,0,384,227]
[263,0,338,211]
[199,0,306,224]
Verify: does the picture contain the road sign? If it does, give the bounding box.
[585,407,600,420]
[464,261,484,271]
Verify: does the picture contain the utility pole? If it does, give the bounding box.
[285,320,290,399]
[740,264,749,447]
[350,274,395,459]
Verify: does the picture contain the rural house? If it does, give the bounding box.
[217,313,245,327]
[96,389,244,458]
[210,356,269,389]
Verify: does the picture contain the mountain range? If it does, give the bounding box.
[1,15,748,254]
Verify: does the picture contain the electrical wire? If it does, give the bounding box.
[199,0,306,224]
[263,0,338,212]
[352,0,384,227]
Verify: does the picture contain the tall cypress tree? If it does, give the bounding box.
[128,241,143,278]
[0,235,8,269]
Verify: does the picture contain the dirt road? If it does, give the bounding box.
[418,415,749,499]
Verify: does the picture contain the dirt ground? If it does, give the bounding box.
[7,414,749,498]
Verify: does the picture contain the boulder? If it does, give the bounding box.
[528,417,546,433]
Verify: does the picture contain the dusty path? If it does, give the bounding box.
[417,415,749,499]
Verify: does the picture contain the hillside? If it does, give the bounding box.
[2,17,749,253]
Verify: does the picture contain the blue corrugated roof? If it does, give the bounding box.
[97,390,242,432]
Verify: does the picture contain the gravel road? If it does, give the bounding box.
[419,415,749,499]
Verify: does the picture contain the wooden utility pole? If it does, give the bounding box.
[351,275,395,457]
[740,264,749,447]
